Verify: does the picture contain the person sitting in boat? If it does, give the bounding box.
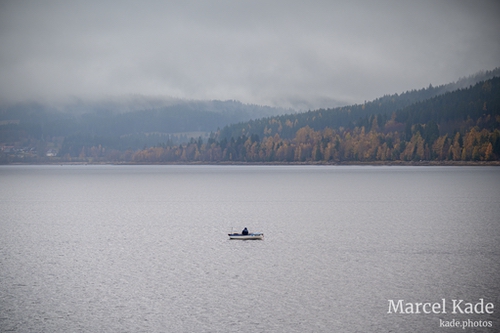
[242,227,249,235]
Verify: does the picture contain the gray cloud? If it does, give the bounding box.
[1,0,499,110]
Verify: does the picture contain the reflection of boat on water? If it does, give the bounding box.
[228,232,264,240]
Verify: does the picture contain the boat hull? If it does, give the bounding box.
[228,233,264,240]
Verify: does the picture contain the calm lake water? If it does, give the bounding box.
[1,165,499,332]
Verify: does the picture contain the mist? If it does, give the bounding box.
[1,0,499,110]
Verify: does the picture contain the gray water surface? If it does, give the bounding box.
[1,165,499,332]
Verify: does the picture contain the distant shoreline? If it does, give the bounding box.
[3,161,500,167]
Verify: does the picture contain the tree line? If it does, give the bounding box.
[128,124,500,164]
[128,77,500,163]
[2,73,499,164]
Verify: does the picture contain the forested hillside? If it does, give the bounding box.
[219,68,500,140]
[131,77,500,164]
[1,69,499,164]
[0,100,290,162]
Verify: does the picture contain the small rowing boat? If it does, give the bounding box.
[228,232,264,240]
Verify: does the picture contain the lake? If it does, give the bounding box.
[1,165,499,332]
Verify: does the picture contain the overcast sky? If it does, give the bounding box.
[1,0,499,110]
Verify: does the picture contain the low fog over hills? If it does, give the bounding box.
[1,68,499,163]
